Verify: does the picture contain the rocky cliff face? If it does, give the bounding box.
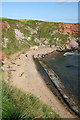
[0,18,80,63]
[58,23,80,35]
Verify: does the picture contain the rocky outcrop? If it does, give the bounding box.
[30,46,38,50]
[25,26,37,34]
[1,37,8,48]
[1,19,80,64]
[58,23,80,35]
[0,21,10,31]
[69,38,79,49]
[0,50,7,65]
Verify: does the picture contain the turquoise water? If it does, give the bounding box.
[43,50,80,100]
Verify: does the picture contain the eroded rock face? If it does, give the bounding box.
[25,26,37,34]
[1,37,8,48]
[0,21,10,31]
[16,23,24,27]
[58,23,80,35]
[30,46,38,50]
[0,50,6,61]
[69,39,79,49]
[14,29,25,41]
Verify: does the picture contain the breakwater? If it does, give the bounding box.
[33,52,80,117]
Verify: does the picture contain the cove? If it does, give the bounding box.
[42,50,80,101]
[33,50,80,117]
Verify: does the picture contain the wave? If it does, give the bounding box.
[63,50,80,56]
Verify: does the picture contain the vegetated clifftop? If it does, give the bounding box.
[0,18,80,61]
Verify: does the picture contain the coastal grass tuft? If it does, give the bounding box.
[2,80,61,120]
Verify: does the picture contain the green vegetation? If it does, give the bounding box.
[28,36,39,46]
[72,34,80,38]
[2,80,61,120]
[49,33,69,46]
[37,22,57,39]
[1,18,72,58]
[17,27,31,37]
[25,20,37,29]
[2,28,20,58]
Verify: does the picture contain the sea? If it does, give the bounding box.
[42,50,80,101]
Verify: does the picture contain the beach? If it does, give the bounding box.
[4,46,77,118]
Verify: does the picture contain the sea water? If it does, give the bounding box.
[43,50,80,101]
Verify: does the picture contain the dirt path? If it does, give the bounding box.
[4,47,77,118]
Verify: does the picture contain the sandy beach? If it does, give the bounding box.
[4,46,77,118]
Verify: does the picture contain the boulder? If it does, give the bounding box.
[69,39,79,49]
[30,46,38,50]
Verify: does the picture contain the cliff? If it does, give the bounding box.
[0,18,80,63]
[58,23,80,35]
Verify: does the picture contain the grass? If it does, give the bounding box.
[25,20,37,29]
[17,27,31,37]
[1,18,72,58]
[2,80,61,120]
[37,22,57,39]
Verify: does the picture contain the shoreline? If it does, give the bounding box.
[3,46,77,118]
[35,58,79,117]
[33,49,80,117]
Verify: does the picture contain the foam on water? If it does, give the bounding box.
[64,50,80,56]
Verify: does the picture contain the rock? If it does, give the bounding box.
[42,54,45,58]
[27,37,31,41]
[14,29,25,41]
[19,72,24,77]
[33,54,39,59]
[1,66,9,71]
[25,26,37,34]
[69,39,79,49]
[25,54,28,57]
[30,46,38,50]
[63,94,68,99]
[34,38,40,43]
[44,40,48,44]
[51,45,56,48]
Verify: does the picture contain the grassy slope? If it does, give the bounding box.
[2,80,61,120]
[1,18,77,119]
[1,18,71,58]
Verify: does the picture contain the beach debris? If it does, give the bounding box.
[10,69,16,71]
[11,61,16,65]
[25,54,28,57]
[17,64,20,66]
[19,72,24,77]
[42,54,45,58]
[21,51,25,54]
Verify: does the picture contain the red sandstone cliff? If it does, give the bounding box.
[58,23,80,35]
[0,20,80,35]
